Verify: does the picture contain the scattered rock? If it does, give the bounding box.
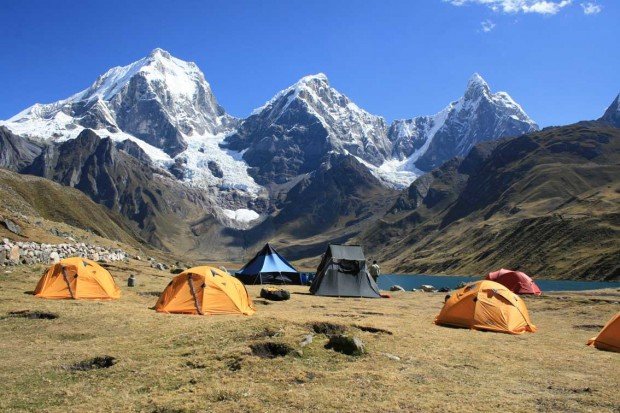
[382,353,401,361]
[311,322,347,336]
[420,284,437,292]
[69,356,117,371]
[250,342,293,359]
[390,285,405,292]
[9,245,20,264]
[324,335,365,356]
[49,251,60,264]
[151,262,167,271]
[260,288,290,301]
[170,268,184,274]
[300,334,314,347]
[2,219,21,235]
[437,287,451,293]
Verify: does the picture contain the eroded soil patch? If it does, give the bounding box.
[8,310,58,320]
[69,356,117,371]
[354,325,393,335]
[250,342,293,359]
[311,322,347,336]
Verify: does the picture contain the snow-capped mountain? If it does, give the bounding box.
[223,73,391,185]
[0,49,539,234]
[1,49,264,203]
[374,74,538,186]
[5,48,232,156]
[224,72,537,188]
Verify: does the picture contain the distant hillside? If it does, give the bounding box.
[359,122,620,280]
[0,168,142,246]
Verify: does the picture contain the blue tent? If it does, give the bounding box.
[235,243,301,285]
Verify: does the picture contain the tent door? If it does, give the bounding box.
[187,275,204,315]
[61,266,77,299]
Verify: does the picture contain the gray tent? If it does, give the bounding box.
[310,244,381,298]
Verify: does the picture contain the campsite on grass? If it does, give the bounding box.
[1,257,618,412]
[1,2,619,411]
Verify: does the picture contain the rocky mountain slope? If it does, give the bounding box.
[223,74,392,185]
[600,93,620,127]
[223,71,537,189]
[0,126,44,171]
[21,129,226,251]
[0,168,141,246]
[405,74,538,171]
[359,122,620,280]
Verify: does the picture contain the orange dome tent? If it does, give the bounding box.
[155,266,255,316]
[34,257,121,300]
[587,312,620,353]
[486,268,542,295]
[435,280,536,335]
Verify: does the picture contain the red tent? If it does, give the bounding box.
[486,269,542,295]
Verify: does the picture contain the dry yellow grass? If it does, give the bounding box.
[0,261,618,412]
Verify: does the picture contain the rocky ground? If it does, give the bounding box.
[0,261,618,412]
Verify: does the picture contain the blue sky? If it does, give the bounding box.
[0,0,617,126]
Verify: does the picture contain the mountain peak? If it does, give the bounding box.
[465,73,490,96]
[148,47,172,59]
[600,92,620,127]
[297,73,329,85]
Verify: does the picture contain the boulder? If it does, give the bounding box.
[300,334,313,348]
[3,219,21,235]
[8,245,20,264]
[390,285,405,292]
[260,288,291,301]
[325,335,365,356]
[49,251,60,264]
[420,285,436,292]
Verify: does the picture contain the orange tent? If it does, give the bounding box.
[587,312,620,353]
[435,280,536,334]
[34,257,121,300]
[155,266,255,316]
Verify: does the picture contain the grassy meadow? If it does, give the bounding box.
[0,260,618,412]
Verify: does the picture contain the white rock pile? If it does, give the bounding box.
[0,238,128,266]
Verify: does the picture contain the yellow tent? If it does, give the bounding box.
[34,257,121,300]
[435,280,536,334]
[587,312,620,353]
[155,266,255,316]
